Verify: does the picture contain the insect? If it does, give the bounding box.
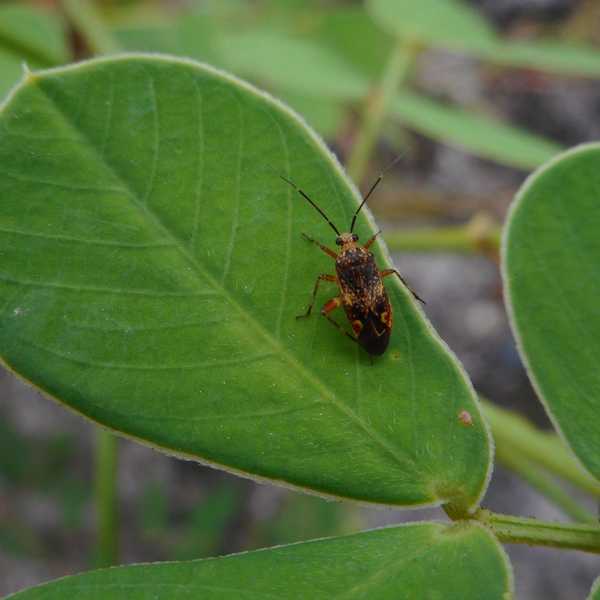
[281,172,424,356]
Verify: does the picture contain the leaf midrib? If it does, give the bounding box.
[29,61,419,480]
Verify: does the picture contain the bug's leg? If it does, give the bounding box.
[297,274,337,319]
[301,233,338,260]
[381,269,426,304]
[363,230,382,250]
[321,297,357,343]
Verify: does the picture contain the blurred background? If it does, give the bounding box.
[1,0,599,598]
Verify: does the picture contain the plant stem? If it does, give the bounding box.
[495,444,596,523]
[347,40,418,184]
[60,0,121,55]
[383,213,501,255]
[482,400,600,498]
[474,509,600,553]
[95,428,119,567]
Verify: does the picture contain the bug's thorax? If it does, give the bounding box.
[334,233,370,267]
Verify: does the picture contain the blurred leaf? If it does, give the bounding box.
[489,41,600,78]
[0,55,491,510]
[0,519,42,558]
[174,485,239,560]
[590,577,600,600]
[368,0,496,54]
[305,8,394,80]
[140,481,169,536]
[219,29,367,99]
[0,4,68,98]
[259,493,349,547]
[0,420,31,483]
[275,91,345,138]
[0,4,68,65]
[369,0,600,77]
[392,91,563,169]
[504,143,600,482]
[7,522,513,599]
[58,478,89,529]
[113,13,221,64]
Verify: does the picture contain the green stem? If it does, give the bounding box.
[482,400,600,498]
[60,0,121,55]
[495,444,596,523]
[475,509,600,554]
[383,214,501,254]
[347,40,418,183]
[95,428,119,567]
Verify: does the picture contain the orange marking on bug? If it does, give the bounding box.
[458,410,473,426]
[380,311,392,328]
[352,320,363,335]
[321,297,342,315]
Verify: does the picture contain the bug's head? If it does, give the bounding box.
[335,232,359,248]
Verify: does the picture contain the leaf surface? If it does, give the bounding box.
[7,523,513,600]
[0,54,491,509]
[504,143,600,481]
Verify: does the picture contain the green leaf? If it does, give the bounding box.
[114,13,222,66]
[0,4,68,98]
[218,29,367,100]
[6,522,513,599]
[503,143,600,482]
[276,90,345,138]
[116,13,369,100]
[367,0,497,54]
[488,41,600,78]
[115,16,355,136]
[368,0,600,78]
[304,7,395,80]
[0,54,491,510]
[392,91,562,170]
[590,577,600,600]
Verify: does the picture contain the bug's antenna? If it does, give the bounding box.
[280,175,341,236]
[350,154,406,233]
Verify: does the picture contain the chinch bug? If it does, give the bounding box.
[281,172,425,356]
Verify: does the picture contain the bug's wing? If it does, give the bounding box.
[358,311,391,356]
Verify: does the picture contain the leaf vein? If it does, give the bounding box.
[0,272,216,298]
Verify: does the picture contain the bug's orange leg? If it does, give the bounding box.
[363,230,382,250]
[321,297,357,343]
[297,274,337,319]
[302,233,338,260]
[381,269,426,304]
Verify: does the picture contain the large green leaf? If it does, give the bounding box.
[0,4,68,98]
[503,143,600,481]
[6,522,513,599]
[0,54,491,509]
[393,91,562,170]
[368,0,600,78]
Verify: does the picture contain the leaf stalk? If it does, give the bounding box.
[95,428,119,567]
[347,39,419,183]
